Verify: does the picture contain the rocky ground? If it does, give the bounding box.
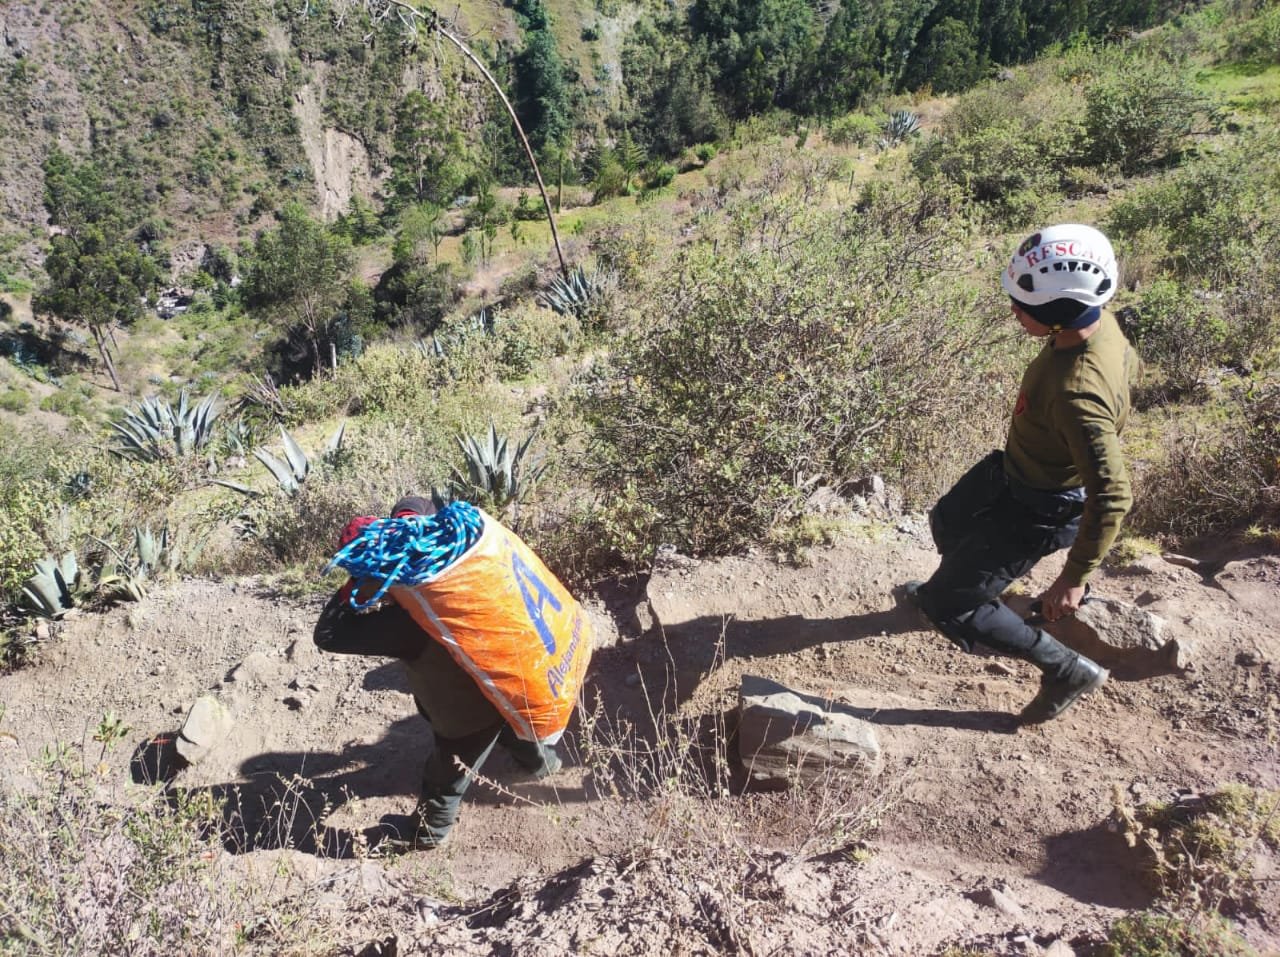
[1,508,1278,956]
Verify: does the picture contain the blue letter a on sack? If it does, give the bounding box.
[512,550,561,654]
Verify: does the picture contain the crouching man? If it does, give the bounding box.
[901,224,1138,724]
[314,496,560,851]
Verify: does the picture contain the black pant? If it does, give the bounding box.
[315,591,554,838]
[919,450,1084,656]
[416,721,556,841]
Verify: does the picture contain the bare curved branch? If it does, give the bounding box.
[339,0,571,279]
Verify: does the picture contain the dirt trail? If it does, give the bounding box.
[1,521,1277,955]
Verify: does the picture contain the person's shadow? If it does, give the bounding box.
[130,714,426,858]
[130,674,593,860]
[737,673,1018,737]
[594,602,982,720]
[572,601,1018,801]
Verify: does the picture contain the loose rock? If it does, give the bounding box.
[1005,593,1187,678]
[737,674,882,788]
[968,885,1025,919]
[175,694,233,764]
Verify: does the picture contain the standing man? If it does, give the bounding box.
[902,224,1138,724]
[314,496,561,851]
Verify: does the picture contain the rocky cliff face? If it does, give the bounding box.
[0,1,507,280]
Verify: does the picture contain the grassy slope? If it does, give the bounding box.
[2,0,1277,568]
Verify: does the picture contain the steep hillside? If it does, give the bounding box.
[0,0,622,282]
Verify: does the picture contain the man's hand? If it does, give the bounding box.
[1039,576,1086,622]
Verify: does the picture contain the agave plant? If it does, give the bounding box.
[880,109,921,148]
[451,422,548,513]
[412,335,448,360]
[414,308,499,362]
[21,552,80,619]
[214,422,347,498]
[134,524,183,578]
[92,523,202,604]
[95,561,148,604]
[221,417,254,458]
[537,266,613,320]
[109,390,222,462]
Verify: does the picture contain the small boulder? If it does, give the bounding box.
[584,601,622,650]
[226,650,277,686]
[286,637,319,668]
[175,695,233,765]
[737,675,882,788]
[806,486,851,515]
[629,597,657,636]
[968,885,1025,919]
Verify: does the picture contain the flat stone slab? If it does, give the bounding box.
[737,675,882,789]
[1005,593,1187,679]
[1215,556,1280,622]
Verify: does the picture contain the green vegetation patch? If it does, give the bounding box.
[1115,783,1280,914]
[1196,63,1280,112]
[1103,910,1259,957]
[577,173,1013,565]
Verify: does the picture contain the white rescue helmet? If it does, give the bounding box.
[1001,224,1118,307]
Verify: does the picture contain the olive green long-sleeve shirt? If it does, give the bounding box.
[1004,310,1138,585]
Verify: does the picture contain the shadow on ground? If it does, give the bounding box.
[742,674,1020,736]
[1037,820,1156,910]
[603,607,920,711]
[130,697,592,859]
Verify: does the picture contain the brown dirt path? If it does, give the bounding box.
[1,528,1277,955]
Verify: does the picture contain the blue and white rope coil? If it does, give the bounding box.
[327,501,485,610]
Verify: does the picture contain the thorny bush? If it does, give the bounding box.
[578,177,1015,561]
[0,744,238,954]
[1128,380,1280,540]
[1113,783,1280,923]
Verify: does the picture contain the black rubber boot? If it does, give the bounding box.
[1019,629,1108,725]
[375,801,452,854]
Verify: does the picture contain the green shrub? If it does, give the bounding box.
[1103,911,1257,957]
[826,112,882,147]
[38,377,96,423]
[0,387,29,412]
[911,77,1081,223]
[0,482,50,605]
[247,474,371,566]
[1126,280,1230,395]
[1106,137,1280,367]
[285,343,451,423]
[911,123,1058,224]
[1222,0,1280,65]
[589,222,658,288]
[1080,56,1214,172]
[643,163,678,191]
[579,180,1007,560]
[0,425,77,605]
[494,305,577,378]
[1129,381,1280,540]
[591,151,628,202]
[1058,163,1111,198]
[694,142,718,163]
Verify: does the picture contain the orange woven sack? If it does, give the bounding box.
[389,510,592,743]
